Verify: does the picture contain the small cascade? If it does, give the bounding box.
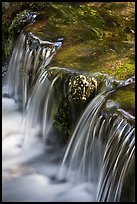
[3,30,62,109]
[23,69,59,146]
[59,92,106,181]
[59,77,135,201]
[2,28,135,202]
[96,115,135,202]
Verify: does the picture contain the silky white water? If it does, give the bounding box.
[2,30,135,202]
[2,97,97,202]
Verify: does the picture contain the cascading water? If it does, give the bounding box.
[2,30,135,202]
[96,116,135,202]
[23,69,59,146]
[3,30,62,108]
[59,76,135,202]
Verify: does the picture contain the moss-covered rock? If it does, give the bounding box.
[3,2,135,137]
[46,66,135,143]
[2,2,50,62]
[68,75,98,102]
[46,67,104,141]
[2,3,135,201]
[103,83,135,113]
[3,2,135,79]
[44,2,134,81]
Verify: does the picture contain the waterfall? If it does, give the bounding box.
[2,29,135,202]
[59,77,135,202]
[96,116,135,202]
[23,69,59,146]
[3,30,62,109]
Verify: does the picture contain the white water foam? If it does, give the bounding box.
[2,97,97,202]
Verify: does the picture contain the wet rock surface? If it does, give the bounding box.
[2,3,135,202]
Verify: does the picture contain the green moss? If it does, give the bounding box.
[44,3,134,80]
[2,4,135,201]
[3,2,135,72]
[52,43,134,80]
[54,100,73,140]
[108,84,135,116]
[47,67,103,142]
[2,2,50,61]
[47,67,135,141]
[101,63,135,80]
[2,2,135,141]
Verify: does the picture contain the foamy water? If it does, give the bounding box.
[2,97,97,202]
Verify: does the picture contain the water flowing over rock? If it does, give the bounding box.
[3,31,62,109]
[2,27,135,202]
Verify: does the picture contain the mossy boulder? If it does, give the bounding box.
[46,67,135,143]
[3,2,135,138]
[2,2,50,62]
[68,75,98,102]
[47,67,104,141]
[102,82,135,113]
[2,3,135,201]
